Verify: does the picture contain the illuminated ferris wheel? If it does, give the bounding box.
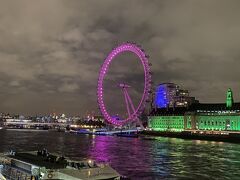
[97,42,152,127]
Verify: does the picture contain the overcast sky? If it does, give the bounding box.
[0,0,240,116]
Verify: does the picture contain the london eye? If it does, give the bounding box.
[97,42,152,127]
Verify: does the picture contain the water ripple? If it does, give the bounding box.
[1,130,240,179]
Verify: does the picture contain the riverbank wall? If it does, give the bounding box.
[141,130,240,143]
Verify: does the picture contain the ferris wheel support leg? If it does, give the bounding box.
[124,89,144,130]
[122,89,131,117]
[124,89,136,114]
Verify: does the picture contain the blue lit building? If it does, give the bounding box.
[155,83,198,108]
[155,83,179,108]
[155,84,168,108]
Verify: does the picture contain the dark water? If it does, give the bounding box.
[1,130,240,180]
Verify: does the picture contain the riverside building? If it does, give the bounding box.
[155,83,198,108]
[148,87,240,132]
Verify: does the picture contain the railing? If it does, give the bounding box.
[1,164,38,180]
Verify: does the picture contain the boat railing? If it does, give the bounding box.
[66,159,99,170]
[0,164,36,180]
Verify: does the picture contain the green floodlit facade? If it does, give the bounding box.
[148,112,240,132]
[149,88,240,132]
[196,115,240,131]
[148,116,184,132]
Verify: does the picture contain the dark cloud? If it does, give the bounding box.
[0,0,240,116]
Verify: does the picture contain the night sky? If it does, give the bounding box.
[0,0,240,116]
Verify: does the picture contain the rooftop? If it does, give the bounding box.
[150,102,240,116]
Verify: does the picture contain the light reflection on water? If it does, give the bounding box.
[1,130,240,179]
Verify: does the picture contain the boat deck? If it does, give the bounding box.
[8,152,66,169]
[0,151,121,180]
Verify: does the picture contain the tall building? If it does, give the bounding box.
[154,83,198,108]
[155,83,179,108]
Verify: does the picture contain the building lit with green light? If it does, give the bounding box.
[148,88,240,132]
[149,116,185,132]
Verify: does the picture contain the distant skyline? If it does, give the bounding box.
[0,0,240,115]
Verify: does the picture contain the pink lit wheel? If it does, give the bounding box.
[97,42,152,126]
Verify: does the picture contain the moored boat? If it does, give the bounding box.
[0,149,121,180]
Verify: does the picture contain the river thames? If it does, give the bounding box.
[1,130,240,179]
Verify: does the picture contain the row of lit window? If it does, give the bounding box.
[152,123,183,126]
[153,125,183,129]
[152,119,183,122]
[198,121,237,126]
[152,120,183,124]
[152,117,183,120]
